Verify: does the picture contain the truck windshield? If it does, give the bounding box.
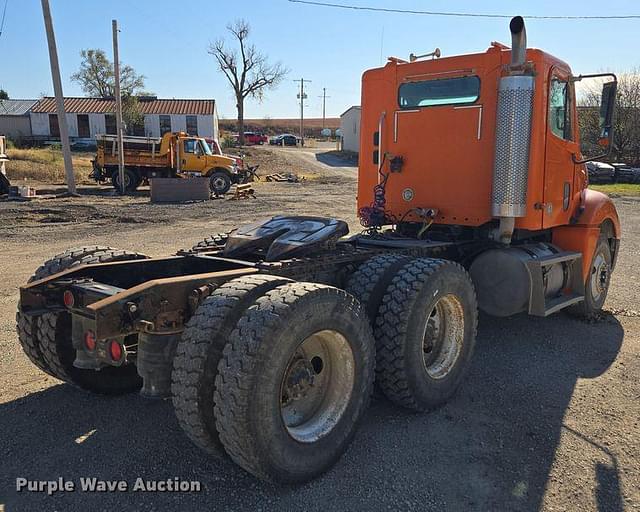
[200,140,213,155]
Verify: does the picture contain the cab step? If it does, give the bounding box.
[525,251,585,317]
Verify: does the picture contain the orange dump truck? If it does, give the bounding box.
[91,131,241,194]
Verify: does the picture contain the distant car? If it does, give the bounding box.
[610,163,638,183]
[269,134,298,146]
[586,161,615,183]
[234,132,267,145]
[70,139,97,151]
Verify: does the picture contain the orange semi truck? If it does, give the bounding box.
[91,132,242,194]
[17,17,619,484]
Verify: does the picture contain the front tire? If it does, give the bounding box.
[209,171,232,195]
[214,282,375,483]
[567,234,613,319]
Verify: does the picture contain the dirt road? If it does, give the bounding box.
[0,148,638,511]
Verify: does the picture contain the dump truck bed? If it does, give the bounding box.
[96,135,173,169]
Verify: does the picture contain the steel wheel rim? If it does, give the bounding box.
[422,294,465,380]
[212,177,226,191]
[117,173,131,188]
[280,329,355,443]
[590,251,609,302]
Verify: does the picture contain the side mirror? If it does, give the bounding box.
[599,81,616,141]
[571,73,617,164]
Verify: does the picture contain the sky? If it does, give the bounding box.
[0,0,639,119]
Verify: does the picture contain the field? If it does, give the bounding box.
[0,146,638,511]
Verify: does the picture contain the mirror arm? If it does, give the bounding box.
[572,143,613,165]
[570,72,617,82]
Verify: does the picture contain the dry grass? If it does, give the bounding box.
[5,147,94,185]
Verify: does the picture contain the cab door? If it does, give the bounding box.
[180,138,207,173]
[543,69,580,228]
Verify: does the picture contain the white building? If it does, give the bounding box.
[339,105,361,153]
[29,96,219,140]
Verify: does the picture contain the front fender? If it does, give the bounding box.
[553,189,621,279]
[573,189,620,238]
[205,166,235,177]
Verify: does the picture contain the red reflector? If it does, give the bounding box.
[84,331,96,351]
[109,340,123,361]
[63,290,75,308]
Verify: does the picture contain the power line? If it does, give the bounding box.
[0,0,9,39]
[288,0,640,20]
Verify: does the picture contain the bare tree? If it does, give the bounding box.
[209,20,288,145]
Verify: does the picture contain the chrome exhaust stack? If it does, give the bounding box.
[491,16,535,244]
[509,16,527,68]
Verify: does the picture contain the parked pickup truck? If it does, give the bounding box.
[91,132,242,194]
[234,132,268,145]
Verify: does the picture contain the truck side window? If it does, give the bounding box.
[548,77,572,141]
[183,139,197,154]
[398,76,480,108]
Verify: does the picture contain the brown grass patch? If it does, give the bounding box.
[5,147,94,184]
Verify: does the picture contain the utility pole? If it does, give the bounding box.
[318,87,331,130]
[295,78,311,146]
[41,0,76,195]
[112,19,126,195]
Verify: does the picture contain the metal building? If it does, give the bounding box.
[339,105,361,153]
[0,99,38,140]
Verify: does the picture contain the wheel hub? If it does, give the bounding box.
[282,357,316,403]
[422,295,465,380]
[591,252,610,301]
[280,330,355,443]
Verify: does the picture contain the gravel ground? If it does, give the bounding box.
[0,148,638,511]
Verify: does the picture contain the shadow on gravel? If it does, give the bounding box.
[315,151,357,168]
[0,313,624,512]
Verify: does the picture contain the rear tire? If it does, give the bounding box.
[214,282,375,483]
[171,274,291,457]
[375,259,478,411]
[112,168,140,192]
[17,246,117,378]
[16,247,147,393]
[346,254,413,323]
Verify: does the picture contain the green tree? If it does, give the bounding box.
[0,89,8,100]
[71,49,146,97]
[71,49,150,135]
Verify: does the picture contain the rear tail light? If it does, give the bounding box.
[84,330,96,351]
[108,340,123,362]
[63,290,75,308]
